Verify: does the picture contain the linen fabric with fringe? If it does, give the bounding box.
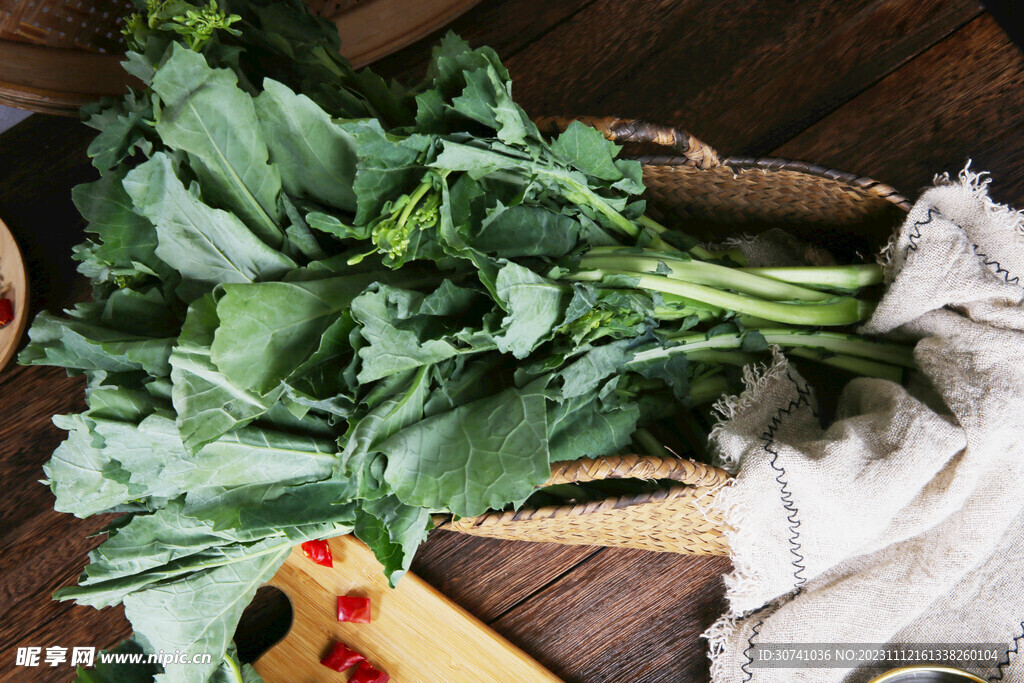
[705,166,1024,682]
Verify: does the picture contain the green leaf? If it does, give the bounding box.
[20,311,173,377]
[348,120,432,225]
[472,203,579,258]
[255,79,358,211]
[210,273,384,393]
[551,120,623,181]
[342,365,430,464]
[124,154,296,299]
[493,261,569,358]
[123,546,290,683]
[72,168,169,286]
[151,44,284,247]
[558,340,634,399]
[82,90,154,171]
[548,389,639,462]
[74,636,160,682]
[171,295,282,451]
[382,381,550,517]
[350,285,465,384]
[354,495,431,586]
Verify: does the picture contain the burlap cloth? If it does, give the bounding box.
[705,167,1024,682]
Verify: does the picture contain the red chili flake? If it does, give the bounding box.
[0,299,13,327]
[337,595,371,623]
[319,641,365,673]
[300,539,333,567]
[349,661,389,683]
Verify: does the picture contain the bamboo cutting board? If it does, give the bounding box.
[254,535,562,683]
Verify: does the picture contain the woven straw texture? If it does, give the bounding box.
[439,456,732,555]
[442,116,910,555]
[0,0,131,52]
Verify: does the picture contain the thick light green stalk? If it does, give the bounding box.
[627,329,915,369]
[566,270,874,326]
[739,264,883,291]
[636,215,747,263]
[786,347,905,382]
[633,428,672,459]
[689,373,731,406]
[684,349,758,366]
[578,253,835,302]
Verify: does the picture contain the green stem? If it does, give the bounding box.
[222,652,244,683]
[786,347,905,382]
[684,349,759,366]
[566,270,874,326]
[636,216,747,263]
[578,254,835,302]
[397,177,435,227]
[633,428,671,459]
[628,329,915,368]
[689,373,731,406]
[739,264,883,291]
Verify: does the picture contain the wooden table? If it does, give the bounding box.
[1,1,1022,681]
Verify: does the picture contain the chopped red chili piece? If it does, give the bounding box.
[300,539,333,567]
[319,641,365,672]
[0,298,13,327]
[337,595,371,623]
[349,661,389,683]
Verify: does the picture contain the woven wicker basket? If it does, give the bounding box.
[435,116,911,556]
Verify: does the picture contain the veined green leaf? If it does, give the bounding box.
[72,168,168,284]
[382,381,550,517]
[550,120,623,181]
[151,44,284,247]
[123,545,289,683]
[124,154,296,299]
[354,495,431,586]
[171,295,282,451]
[493,261,569,358]
[210,273,384,394]
[20,311,173,377]
[255,79,358,211]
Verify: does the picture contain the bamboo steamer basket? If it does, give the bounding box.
[435,116,911,556]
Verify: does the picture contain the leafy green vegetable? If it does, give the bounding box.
[18,5,911,681]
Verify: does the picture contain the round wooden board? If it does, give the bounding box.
[0,217,28,372]
[0,0,482,115]
[329,0,483,68]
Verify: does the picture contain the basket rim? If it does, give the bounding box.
[636,152,912,212]
[437,483,710,532]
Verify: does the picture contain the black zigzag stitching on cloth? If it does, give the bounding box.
[761,370,813,590]
[741,617,766,682]
[739,372,814,682]
[990,620,1024,681]
[904,207,942,259]
[972,244,1020,285]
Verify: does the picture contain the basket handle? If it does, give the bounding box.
[433,455,732,555]
[534,115,721,169]
[546,454,730,489]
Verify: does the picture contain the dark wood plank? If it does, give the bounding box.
[0,115,96,317]
[371,0,596,84]
[410,531,599,622]
[775,13,1024,206]
[0,113,120,681]
[501,0,980,155]
[490,549,732,683]
[0,363,131,682]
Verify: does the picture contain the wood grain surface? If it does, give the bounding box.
[254,535,561,682]
[2,2,1023,682]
